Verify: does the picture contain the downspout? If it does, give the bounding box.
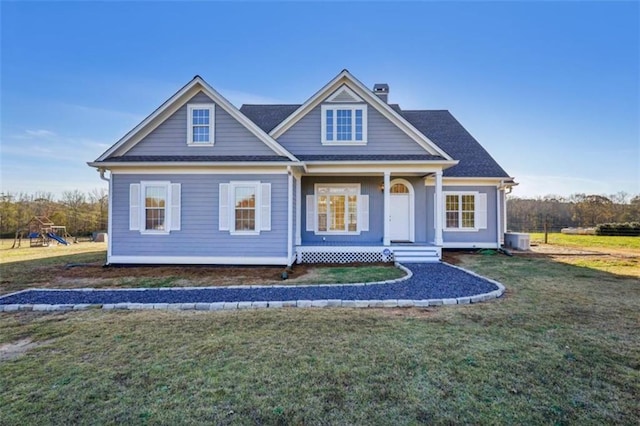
[98,168,112,265]
[99,168,110,182]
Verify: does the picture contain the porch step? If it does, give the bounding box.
[392,247,441,263]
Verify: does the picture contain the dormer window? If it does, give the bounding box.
[187,104,215,146]
[321,104,367,145]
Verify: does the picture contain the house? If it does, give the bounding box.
[89,70,516,265]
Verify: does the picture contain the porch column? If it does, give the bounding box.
[434,170,443,246]
[295,175,302,246]
[383,171,391,246]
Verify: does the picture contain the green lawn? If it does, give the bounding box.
[529,232,640,250]
[1,254,638,424]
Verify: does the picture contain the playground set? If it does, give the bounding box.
[11,216,73,248]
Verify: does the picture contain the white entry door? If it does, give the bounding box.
[389,181,413,242]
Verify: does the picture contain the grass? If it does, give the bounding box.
[0,239,107,264]
[529,232,640,251]
[0,240,405,295]
[1,253,639,424]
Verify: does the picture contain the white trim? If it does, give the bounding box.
[496,188,501,246]
[321,104,368,145]
[287,171,293,263]
[107,167,291,175]
[443,191,479,232]
[389,178,415,242]
[108,255,288,265]
[107,174,113,261]
[187,103,215,146]
[425,177,516,186]
[305,163,456,175]
[434,171,443,246]
[383,172,390,245]
[139,181,172,235]
[95,76,298,162]
[295,175,302,245]
[313,183,362,235]
[326,85,363,103]
[268,70,452,159]
[228,181,262,235]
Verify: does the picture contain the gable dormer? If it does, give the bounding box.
[321,85,367,145]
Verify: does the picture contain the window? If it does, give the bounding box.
[129,182,181,234]
[234,184,256,232]
[444,192,487,231]
[321,105,367,144]
[145,185,167,231]
[187,104,215,145]
[219,182,271,235]
[315,185,359,234]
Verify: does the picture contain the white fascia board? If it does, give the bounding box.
[88,161,299,168]
[269,70,454,160]
[105,166,293,175]
[304,162,457,175]
[424,177,516,186]
[96,77,299,162]
[107,255,289,265]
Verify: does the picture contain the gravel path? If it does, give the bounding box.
[0,263,502,306]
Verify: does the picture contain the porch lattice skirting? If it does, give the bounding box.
[296,246,441,264]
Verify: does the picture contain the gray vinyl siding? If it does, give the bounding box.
[126,92,277,157]
[111,173,288,259]
[301,176,430,245]
[277,104,430,155]
[430,185,498,245]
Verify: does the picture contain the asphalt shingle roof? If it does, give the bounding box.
[240,104,301,133]
[240,104,510,178]
[102,155,293,162]
[400,110,510,178]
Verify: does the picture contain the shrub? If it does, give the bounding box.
[595,222,640,236]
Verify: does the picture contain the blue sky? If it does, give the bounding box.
[1,1,638,199]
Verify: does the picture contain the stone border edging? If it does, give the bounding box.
[0,263,505,313]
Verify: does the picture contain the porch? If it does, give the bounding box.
[295,242,441,264]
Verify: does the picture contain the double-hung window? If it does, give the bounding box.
[129,181,181,234]
[218,181,271,235]
[309,184,368,235]
[443,191,487,231]
[187,104,215,145]
[321,105,367,144]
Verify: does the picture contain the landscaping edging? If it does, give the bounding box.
[0,263,505,312]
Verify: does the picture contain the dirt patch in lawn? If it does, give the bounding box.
[0,338,52,362]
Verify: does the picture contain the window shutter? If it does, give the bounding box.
[219,183,230,231]
[129,183,140,231]
[359,194,369,232]
[476,193,487,229]
[260,183,271,231]
[169,183,181,231]
[306,195,315,231]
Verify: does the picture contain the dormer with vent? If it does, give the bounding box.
[321,85,368,145]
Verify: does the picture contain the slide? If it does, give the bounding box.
[47,233,70,245]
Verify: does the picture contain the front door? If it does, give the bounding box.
[389,181,413,242]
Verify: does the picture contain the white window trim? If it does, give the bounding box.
[140,181,171,235]
[321,104,367,145]
[187,103,215,146]
[314,183,361,235]
[443,191,479,232]
[229,181,261,236]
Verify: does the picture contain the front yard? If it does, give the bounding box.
[1,241,638,424]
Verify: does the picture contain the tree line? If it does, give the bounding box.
[507,192,640,233]
[0,190,108,238]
